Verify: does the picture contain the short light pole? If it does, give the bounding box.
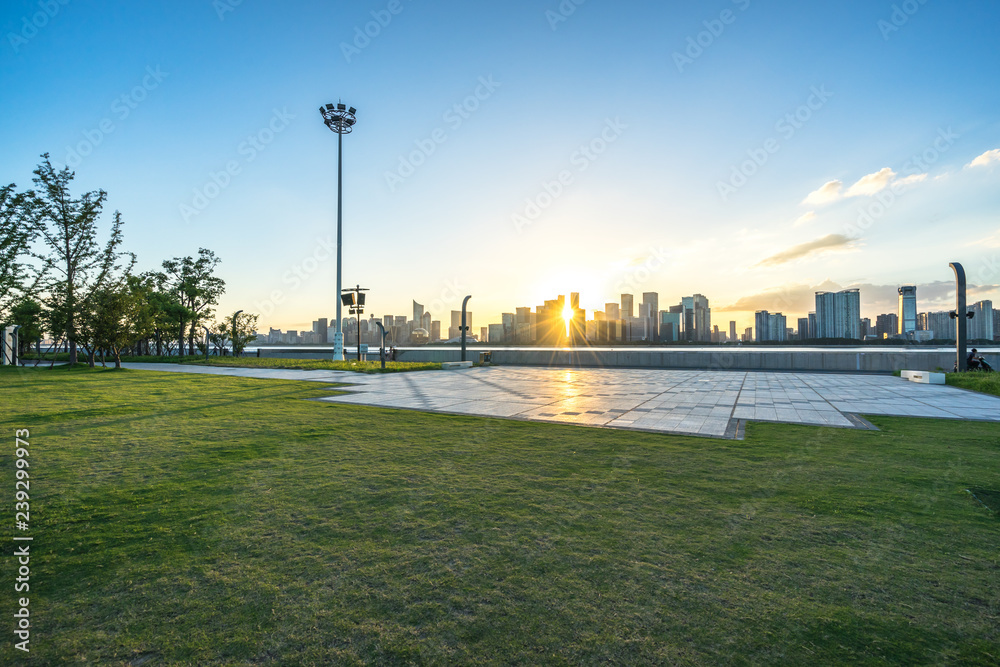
[340,285,368,361]
[320,101,358,361]
[461,295,472,362]
[376,321,387,370]
[232,310,243,357]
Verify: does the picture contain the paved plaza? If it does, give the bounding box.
[122,364,1000,439]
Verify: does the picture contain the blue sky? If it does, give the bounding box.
[3,0,999,333]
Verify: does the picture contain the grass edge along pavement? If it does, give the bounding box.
[17,354,443,374]
[1,365,998,664]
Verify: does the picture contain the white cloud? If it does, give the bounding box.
[895,173,928,187]
[845,167,896,197]
[802,180,842,206]
[793,211,816,227]
[754,234,857,268]
[967,148,1000,168]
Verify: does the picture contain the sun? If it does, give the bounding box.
[562,305,574,323]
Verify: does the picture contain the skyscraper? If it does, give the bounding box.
[729,321,737,342]
[969,300,994,341]
[755,311,787,342]
[897,286,917,337]
[621,294,634,320]
[413,300,425,327]
[815,289,861,339]
[640,292,659,341]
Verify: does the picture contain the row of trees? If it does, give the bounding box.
[1,154,257,368]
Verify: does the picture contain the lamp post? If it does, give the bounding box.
[232,310,243,357]
[320,101,358,361]
[340,285,369,361]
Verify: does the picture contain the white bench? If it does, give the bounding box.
[901,370,945,384]
[441,361,473,370]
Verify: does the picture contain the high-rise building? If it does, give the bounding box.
[660,310,681,342]
[621,294,634,319]
[875,313,898,338]
[755,311,787,342]
[969,300,994,341]
[678,294,711,341]
[413,301,424,327]
[605,303,620,321]
[640,292,659,341]
[860,317,872,339]
[729,321,737,342]
[808,312,817,339]
[797,317,809,340]
[312,318,328,344]
[755,311,770,342]
[501,313,515,343]
[815,289,860,339]
[897,286,917,337]
[430,320,441,342]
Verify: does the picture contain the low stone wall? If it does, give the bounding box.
[391,347,959,373]
[255,346,965,373]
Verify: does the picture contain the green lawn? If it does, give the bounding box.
[947,371,1000,397]
[1,366,998,665]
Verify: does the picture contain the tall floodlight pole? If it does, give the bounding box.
[320,101,358,361]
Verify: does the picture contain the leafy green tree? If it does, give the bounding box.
[28,155,132,364]
[158,249,225,356]
[79,280,148,369]
[9,298,43,357]
[0,183,37,319]
[225,311,259,357]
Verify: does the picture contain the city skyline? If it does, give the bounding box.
[265,284,998,346]
[3,1,999,336]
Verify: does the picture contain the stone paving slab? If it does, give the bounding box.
[121,363,1000,438]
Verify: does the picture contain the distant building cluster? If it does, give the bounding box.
[262,285,1000,347]
[760,286,997,343]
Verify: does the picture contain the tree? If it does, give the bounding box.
[8,298,43,357]
[158,249,225,356]
[28,155,132,364]
[214,312,259,356]
[0,183,37,319]
[78,280,147,369]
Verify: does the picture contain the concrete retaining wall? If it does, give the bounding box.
[392,347,960,373]
[256,346,963,373]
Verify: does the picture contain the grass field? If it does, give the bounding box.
[1,366,998,665]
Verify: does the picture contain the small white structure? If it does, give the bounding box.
[901,370,945,385]
[1,326,17,366]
